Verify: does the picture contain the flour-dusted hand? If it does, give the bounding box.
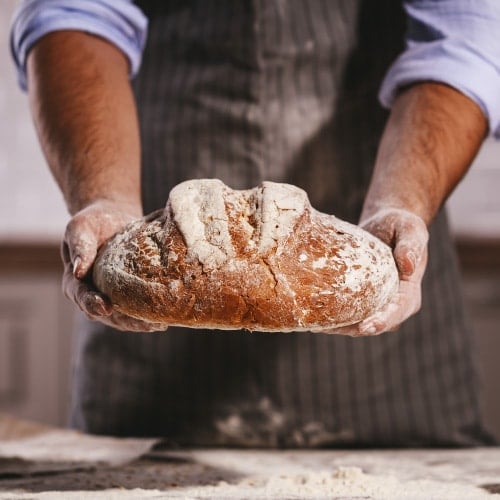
[61,200,165,332]
[310,208,428,337]
[326,83,486,337]
[25,31,153,330]
[354,208,429,335]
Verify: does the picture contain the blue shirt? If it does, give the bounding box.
[10,0,500,137]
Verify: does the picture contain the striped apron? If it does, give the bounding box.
[70,0,493,446]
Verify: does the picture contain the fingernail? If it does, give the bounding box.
[94,295,109,315]
[73,256,82,277]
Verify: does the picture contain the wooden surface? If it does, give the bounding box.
[0,243,62,273]
[456,239,500,271]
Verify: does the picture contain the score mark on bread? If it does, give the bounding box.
[93,179,398,332]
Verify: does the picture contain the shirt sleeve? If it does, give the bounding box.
[379,0,500,138]
[10,0,148,91]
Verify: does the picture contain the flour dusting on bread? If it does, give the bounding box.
[170,179,307,265]
[93,179,399,332]
[170,179,234,269]
[255,182,306,253]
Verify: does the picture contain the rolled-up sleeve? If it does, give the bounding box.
[10,0,148,91]
[379,0,500,137]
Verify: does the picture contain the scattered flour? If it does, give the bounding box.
[2,467,494,500]
[167,466,496,499]
[1,448,499,499]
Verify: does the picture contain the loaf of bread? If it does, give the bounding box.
[93,179,398,332]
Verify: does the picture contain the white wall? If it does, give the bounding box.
[448,140,500,239]
[0,0,69,242]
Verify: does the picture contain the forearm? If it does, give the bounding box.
[362,82,487,225]
[27,31,142,216]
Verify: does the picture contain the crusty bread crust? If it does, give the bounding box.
[93,180,398,331]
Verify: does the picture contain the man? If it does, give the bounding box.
[11,0,500,446]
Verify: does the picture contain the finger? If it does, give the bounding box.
[359,208,402,244]
[393,220,428,280]
[105,311,168,332]
[358,303,401,335]
[63,249,163,328]
[64,220,99,279]
[359,281,421,334]
[62,262,112,316]
[393,244,417,279]
[394,246,428,285]
[311,322,365,337]
[387,323,402,333]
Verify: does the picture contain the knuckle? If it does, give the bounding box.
[65,216,83,240]
[80,292,99,315]
[81,292,93,309]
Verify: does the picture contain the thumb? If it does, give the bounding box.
[394,243,417,279]
[361,208,429,281]
[392,220,428,280]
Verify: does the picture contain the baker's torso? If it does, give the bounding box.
[70,0,490,447]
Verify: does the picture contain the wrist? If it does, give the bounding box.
[68,193,143,218]
[360,200,430,227]
[359,206,427,230]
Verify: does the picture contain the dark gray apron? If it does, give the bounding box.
[70,0,493,446]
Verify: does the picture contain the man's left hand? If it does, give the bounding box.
[317,208,429,337]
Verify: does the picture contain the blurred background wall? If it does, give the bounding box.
[1,2,69,241]
[1,0,499,439]
[0,1,74,428]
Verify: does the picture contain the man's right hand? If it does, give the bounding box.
[26,32,156,330]
[61,200,166,332]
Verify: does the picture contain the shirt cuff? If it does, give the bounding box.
[379,39,500,138]
[10,0,148,91]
